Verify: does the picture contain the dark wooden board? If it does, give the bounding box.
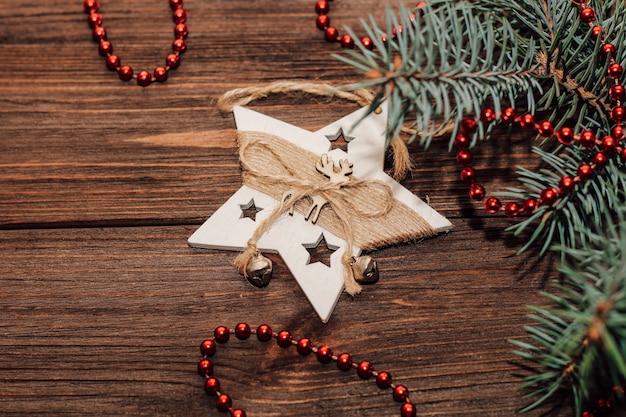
[0,1,579,416]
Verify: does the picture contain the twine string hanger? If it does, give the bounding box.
[216,80,414,180]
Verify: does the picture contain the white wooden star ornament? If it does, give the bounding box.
[188,103,452,323]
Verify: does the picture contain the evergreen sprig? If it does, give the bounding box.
[334,2,540,148]
[335,0,626,415]
[511,200,626,415]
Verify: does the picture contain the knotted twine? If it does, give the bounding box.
[232,130,436,295]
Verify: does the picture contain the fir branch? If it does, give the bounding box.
[511,204,626,416]
[335,2,540,148]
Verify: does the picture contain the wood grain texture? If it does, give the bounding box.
[0,1,580,416]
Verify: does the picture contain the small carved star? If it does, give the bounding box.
[303,234,338,268]
[326,128,354,152]
[239,199,262,221]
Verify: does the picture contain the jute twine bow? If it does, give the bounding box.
[233,131,436,295]
[216,80,414,180]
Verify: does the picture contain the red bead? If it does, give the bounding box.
[582,411,595,417]
[601,136,616,153]
[557,126,575,144]
[235,322,251,340]
[316,14,330,30]
[485,197,502,214]
[578,130,597,148]
[620,148,626,162]
[118,65,133,81]
[315,0,330,14]
[204,377,220,395]
[559,176,576,194]
[579,7,596,24]
[197,358,214,376]
[597,398,611,412]
[92,26,107,41]
[460,166,476,183]
[336,353,353,371]
[393,385,409,402]
[214,326,230,343]
[376,371,392,388]
[610,84,626,102]
[593,152,608,167]
[578,164,594,180]
[538,121,554,137]
[401,403,417,417]
[98,40,112,56]
[173,8,187,24]
[256,324,273,342]
[175,23,188,38]
[480,108,496,124]
[316,345,334,363]
[173,38,187,53]
[602,43,616,57]
[87,13,102,28]
[460,118,477,134]
[216,393,232,412]
[357,361,373,379]
[612,106,626,123]
[83,0,99,13]
[154,66,169,82]
[360,36,374,50]
[612,125,625,140]
[518,113,535,129]
[608,63,623,78]
[469,184,485,201]
[324,27,339,42]
[137,70,152,87]
[230,410,246,417]
[504,202,520,217]
[456,149,473,165]
[340,34,355,49]
[297,338,313,355]
[454,133,471,149]
[200,339,217,357]
[591,25,604,40]
[170,0,184,10]
[276,330,293,348]
[106,54,120,71]
[166,53,180,69]
[501,107,516,123]
[391,25,403,38]
[523,198,538,214]
[539,187,559,206]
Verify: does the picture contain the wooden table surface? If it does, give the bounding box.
[0,1,575,416]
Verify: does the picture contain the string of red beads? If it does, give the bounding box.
[198,323,418,417]
[454,0,625,216]
[581,383,625,417]
[454,108,626,216]
[82,0,188,86]
[314,0,425,50]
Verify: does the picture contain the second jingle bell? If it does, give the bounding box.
[243,252,273,287]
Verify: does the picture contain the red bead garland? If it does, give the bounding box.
[452,0,626,216]
[199,324,418,417]
[82,0,187,86]
[314,0,423,50]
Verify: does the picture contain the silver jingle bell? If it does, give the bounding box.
[352,255,379,284]
[244,252,273,288]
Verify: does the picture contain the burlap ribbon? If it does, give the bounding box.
[233,130,436,295]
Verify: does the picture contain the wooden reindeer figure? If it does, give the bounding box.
[283,153,353,224]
